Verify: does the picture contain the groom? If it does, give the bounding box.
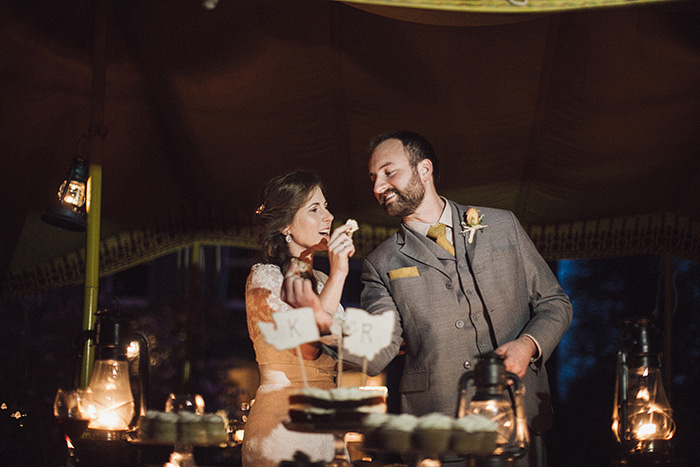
[354,131,573,466]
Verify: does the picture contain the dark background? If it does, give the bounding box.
[1,249,698,466]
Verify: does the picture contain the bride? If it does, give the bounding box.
[242,170,356,466]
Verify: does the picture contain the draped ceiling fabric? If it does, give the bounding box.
[342,0,684,15]
[1,0,700,297]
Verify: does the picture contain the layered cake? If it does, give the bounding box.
[204,413,230,445]
[137,411,178,444]
[179,411,208,445]
[288,387,387,427]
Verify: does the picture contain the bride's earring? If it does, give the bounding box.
[285,231,292,243]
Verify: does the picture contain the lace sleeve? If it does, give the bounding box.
[246,263,347,344]
[313,270,346,321]
[245,263,294,341]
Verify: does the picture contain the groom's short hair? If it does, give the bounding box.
[368,130,440,185]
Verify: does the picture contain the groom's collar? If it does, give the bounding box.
[403,197,453,238]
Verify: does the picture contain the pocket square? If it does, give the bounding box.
[388,266,420,280]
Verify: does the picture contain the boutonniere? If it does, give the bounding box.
[460,208,487,244]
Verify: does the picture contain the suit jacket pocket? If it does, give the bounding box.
[399,371,429,394]
[388,266,420,280]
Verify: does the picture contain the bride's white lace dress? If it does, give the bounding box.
[241,263,338,467]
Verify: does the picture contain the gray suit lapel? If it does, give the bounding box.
[398,224,450,277]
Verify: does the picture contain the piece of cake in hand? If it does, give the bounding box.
[290,257,310,274]
[345,219,359,237]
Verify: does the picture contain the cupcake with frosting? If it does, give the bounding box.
[361,412,392,450]
[412,412,455,454]
[376,413,419,453]
[450,414,499,456]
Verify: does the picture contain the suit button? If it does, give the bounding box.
[445,281,453,290]
[463,361,472,369]
[455,320,465,329]
[466,289,474,296]
[473,314,479,322]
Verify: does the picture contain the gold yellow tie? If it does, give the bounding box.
[427,223,455,256]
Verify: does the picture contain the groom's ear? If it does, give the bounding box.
[417,159,433,183]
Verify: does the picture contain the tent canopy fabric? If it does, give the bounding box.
[342,0,685,14]
[2,0,700,297]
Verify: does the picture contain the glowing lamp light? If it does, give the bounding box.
[612,318,675,461]
[81,309,149,438]
[42,156,89,231]
[83,359,134,431]
[457,352,529,461]
[60,177,86,207]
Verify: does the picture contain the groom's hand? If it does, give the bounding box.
[495,336,537,378]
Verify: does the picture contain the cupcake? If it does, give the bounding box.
[361,412,392,450]
[450,414,499,456]
[412,412,454,455]
[376,413,418,453]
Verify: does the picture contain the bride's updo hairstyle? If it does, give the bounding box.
[254,170,323,274]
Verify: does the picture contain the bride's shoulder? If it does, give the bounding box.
[247,263,282,284]
[250,262,281,273]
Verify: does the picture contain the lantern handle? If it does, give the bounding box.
[506,372,530,459]
[455,370,475,418]
[130,330,150,424]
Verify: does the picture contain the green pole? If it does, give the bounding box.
[79,0,107,389]
[80,163,102,388]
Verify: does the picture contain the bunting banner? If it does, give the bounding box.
[2,212,699,298]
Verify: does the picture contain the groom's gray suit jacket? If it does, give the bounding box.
[356,200,572,433]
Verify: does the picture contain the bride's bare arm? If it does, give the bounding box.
[317,223,356,317]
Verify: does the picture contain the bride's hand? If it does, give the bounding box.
[326,224,356,277]
[281,262,333,334]
[281,263,314,307]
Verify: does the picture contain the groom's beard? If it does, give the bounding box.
[381,169,425,218]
